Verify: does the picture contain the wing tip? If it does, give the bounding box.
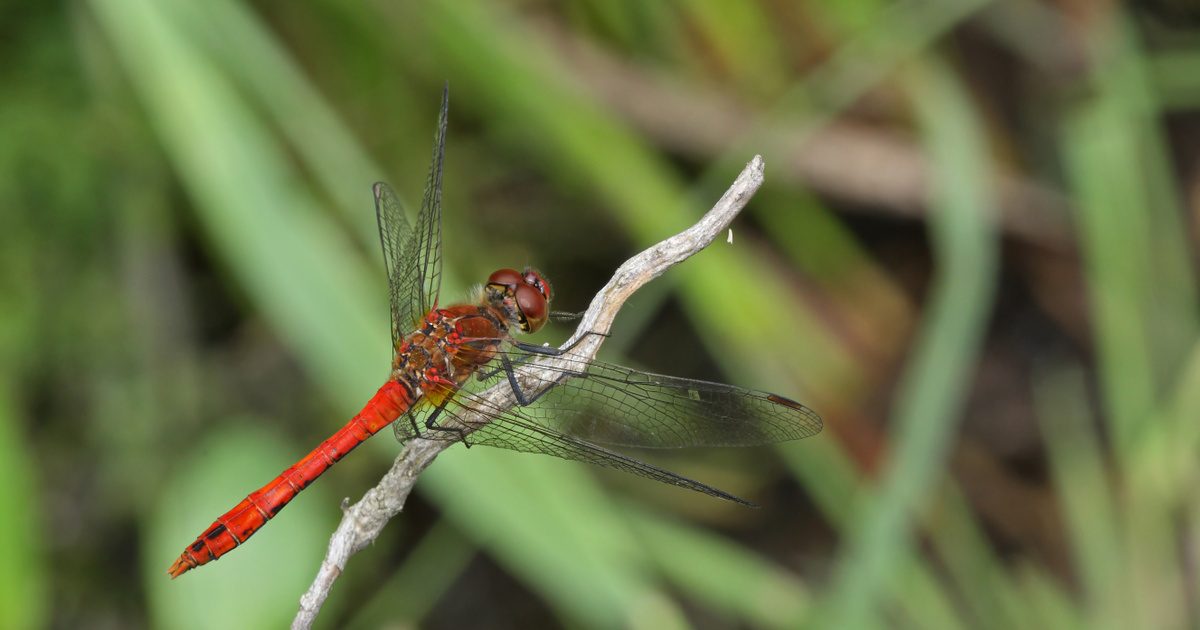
[765,393,804,410]
[727,493,759,508]
[766,393,824,435]
[372,181,391,199]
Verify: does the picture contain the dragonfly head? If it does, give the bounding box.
[486,267,552,333]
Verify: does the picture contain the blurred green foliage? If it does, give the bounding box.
[4,0,1200,628]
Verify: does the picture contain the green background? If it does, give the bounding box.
[4,0,1200,627]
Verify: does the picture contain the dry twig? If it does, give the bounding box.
[291,155,768,629]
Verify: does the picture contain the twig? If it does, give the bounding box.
[290,155,767,629]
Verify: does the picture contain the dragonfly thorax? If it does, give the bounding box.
[484,267,552,333]
[392,305,505,392]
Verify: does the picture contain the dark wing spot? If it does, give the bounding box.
[767,393,804,410]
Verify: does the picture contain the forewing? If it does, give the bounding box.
[372,86,450,341]
[400,84,448,324]
[485,350,823,448]
[374,182,414,345]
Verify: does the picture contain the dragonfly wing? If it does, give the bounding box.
[440,393,755,505]
[393,406,427,444]
[488,350,823,449]
[403,83,448,322]
[373,182,413,345]
[373,85,449,342]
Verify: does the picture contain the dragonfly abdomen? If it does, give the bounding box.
[167,379,414,578]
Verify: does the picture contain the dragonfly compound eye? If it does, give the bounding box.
[522,268,553,302]
[515,284,548,333]
[487,268,524,290]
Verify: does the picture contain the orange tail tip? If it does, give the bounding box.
[168,554,196,579]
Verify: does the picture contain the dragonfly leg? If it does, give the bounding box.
[497,354,576,407]
[475,346,540,381]
[510,330,609,357]
[471,338,567,381]
[392,410,421,444]
[474,331,609,381]
[499,355,533,405]
[423,399,472,447]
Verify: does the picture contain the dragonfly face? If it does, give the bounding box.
[485,267,552,333]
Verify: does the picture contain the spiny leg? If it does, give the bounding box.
[423,398,472,447]
[511,329,609,357]
[391,409,422,443]
[475,330,609,381]
[496,354,580,407]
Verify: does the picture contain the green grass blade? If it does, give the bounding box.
[694,0,995,199]
[1150,49,1200,110]
[1062,17,1196,457]
[160,0,390,241]
[0,384,47,630]
[343,522,477,629]
[1060,20,1195,626]
[821,60,999,627]
[625,508,811,628]
[422,447,684,627]
[1033,366,1128,629]
[91,0,386,399]
[1013,560,1086,630]
[925,485,1028,629]
[782,439,965,629]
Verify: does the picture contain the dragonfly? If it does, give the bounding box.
[168,86,822,578]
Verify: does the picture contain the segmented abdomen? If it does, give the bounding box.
[167,379,413,578]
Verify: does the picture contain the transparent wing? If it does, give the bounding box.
[373,85,449,343]
[373,182,413,345]
[394,344,820,502]
[438,388,756,505]
[475,349,823,449]
[392,404,434,443]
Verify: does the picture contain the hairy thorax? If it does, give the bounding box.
[391,304,509,401]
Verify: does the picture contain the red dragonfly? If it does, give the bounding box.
[168,87,821,578]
